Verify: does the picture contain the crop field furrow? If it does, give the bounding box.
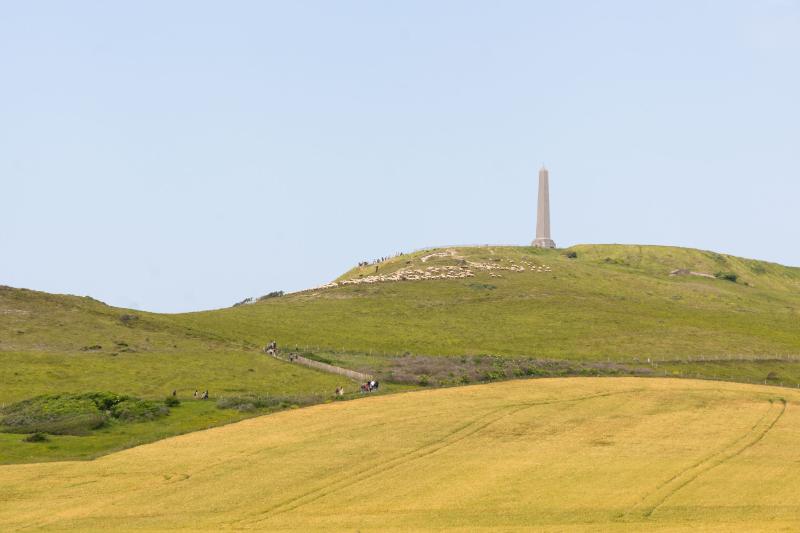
[3,378,800,531]
[240,388,640,526]
[624,398,787,520]
[236,404,516,525]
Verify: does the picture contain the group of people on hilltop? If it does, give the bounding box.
[358,253,404,269]
[358,258,386,268]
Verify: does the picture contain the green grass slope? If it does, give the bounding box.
[0,286,345,463]
[3,243,800,464]
[0,285,342,402]
[173,244,800,360]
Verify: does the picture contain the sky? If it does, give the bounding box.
[1,1,798,313]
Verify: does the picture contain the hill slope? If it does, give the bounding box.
[173,244,800,360]
[1,377,797,531]
[0,285,345,464]
[3,243,800,464]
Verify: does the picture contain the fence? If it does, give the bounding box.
[271,352,372,382]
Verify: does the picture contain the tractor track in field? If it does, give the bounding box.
[234,389,641,528]
[622,398,786,521]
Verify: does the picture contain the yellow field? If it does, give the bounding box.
[1,377,799,531]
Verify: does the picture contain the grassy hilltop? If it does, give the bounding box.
[2,377,799,531]
[174,244,800,360]
[3,243,800,464]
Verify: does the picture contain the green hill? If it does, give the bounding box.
[173,244,800,360]
[0,286,347,464]
[3,243,800,464]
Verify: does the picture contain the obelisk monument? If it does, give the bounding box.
[532,166,556,248]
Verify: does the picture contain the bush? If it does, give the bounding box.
[1,395,108,435]
[216,394,321,412]
[81,391,128,411]
[481,370,506,382]
[164,396,180,407]
[0,392,173,435]
[258,291,284,300]
[715,271,738,283]
[119,314,139,325]
[79,345,102,351]
[111,399,168,422]
[565,251,578,259]
[23,432,49,443]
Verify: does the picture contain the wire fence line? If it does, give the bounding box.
[280,345,800,364]
[267,346,800,390]
[269,351,372,382]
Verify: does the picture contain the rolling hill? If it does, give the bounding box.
[0,285,346,463]
[3,243,800,464]
[1,377,797,531]
[173,244,800,360]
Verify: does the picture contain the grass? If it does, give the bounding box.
[0,348,408,464]
[0,350,343,404]
[2,243,800,464]
[1,377,798,530]
[170,245,800,360]
[0,391,168,435]
[0,290,349,463]
[0,400,248,464]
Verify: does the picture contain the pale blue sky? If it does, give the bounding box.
[1,1,798,312]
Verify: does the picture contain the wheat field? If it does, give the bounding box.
[1,377,798,531]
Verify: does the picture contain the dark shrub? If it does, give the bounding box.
[81,391,128,411]
[119,313,139,325]
[565,251,578,259]
[715,271,738,283]
[1,395,108,435]
[418,375,431,386]
[164,396,180,407]
[481,370,506,382]
[1,392,171,435]
[111,399,168,422]
[216,394,321,412]
[80,345,102,351]
[258,291,284,300]
[23,432,49,443]
[233,297,255,307]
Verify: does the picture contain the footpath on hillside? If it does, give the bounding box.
[266,348,373,383]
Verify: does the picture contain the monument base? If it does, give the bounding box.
[532,238,556,249]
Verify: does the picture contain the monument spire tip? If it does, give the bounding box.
[532,164,555,249]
